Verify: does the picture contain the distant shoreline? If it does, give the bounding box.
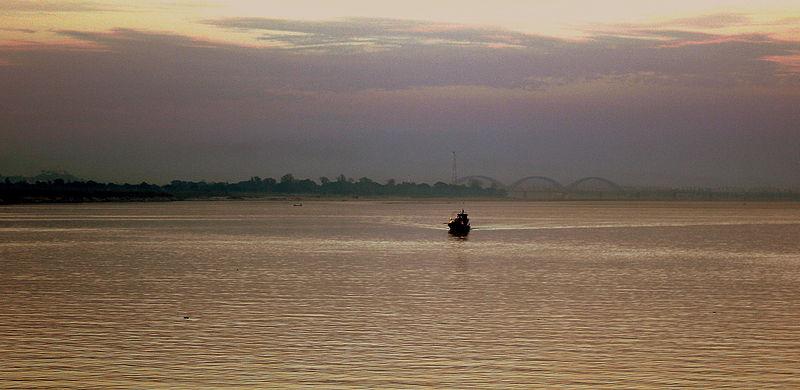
[4,193,800,205]
[5,174,799,205]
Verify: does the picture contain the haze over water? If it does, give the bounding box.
[2,200,800,388]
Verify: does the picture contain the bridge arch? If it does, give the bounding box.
[508,176,565,191]
[566,177,621,191]
[455,175,505,188]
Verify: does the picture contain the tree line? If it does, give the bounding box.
[166,174,505,198]
[0,174,506,204]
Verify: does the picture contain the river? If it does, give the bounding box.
[1,200,799,388]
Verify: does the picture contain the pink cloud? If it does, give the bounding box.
[763,54,800,72]
[483,34,523,44]
[657,36,773,48]
[389,23,467,34]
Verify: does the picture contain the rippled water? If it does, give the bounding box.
[2,200,800,388]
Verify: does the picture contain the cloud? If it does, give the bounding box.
[657,13,751,29]
[195,17,800,91]
[2,20,798,94]
[204,17,559,50]
[0,28,38,34]
[0,0,114,12]
[602,13,751,33]
[763,53,800,72]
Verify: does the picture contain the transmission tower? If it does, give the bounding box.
[451,151,457,185]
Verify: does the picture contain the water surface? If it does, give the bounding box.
[2,201,800,388]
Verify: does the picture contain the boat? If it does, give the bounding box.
[447,209,471,235]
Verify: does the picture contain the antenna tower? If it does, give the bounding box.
[451,151,457,185]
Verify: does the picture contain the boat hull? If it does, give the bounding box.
[447,222,470,236]
[447,209,471,235]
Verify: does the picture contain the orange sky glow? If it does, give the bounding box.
[2,0,799,45]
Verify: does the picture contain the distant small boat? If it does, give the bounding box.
[293,203,303,206]
[447,209,471,236]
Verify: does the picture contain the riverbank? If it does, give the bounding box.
[5,193,800,205]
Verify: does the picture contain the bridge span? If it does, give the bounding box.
[456,175,622,193]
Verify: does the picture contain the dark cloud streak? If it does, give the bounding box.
[0,28,38,34]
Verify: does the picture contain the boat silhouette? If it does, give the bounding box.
[447,209,471,236]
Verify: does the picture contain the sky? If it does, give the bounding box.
[1,1,799,187]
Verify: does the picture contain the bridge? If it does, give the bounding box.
[455,175,622,198]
